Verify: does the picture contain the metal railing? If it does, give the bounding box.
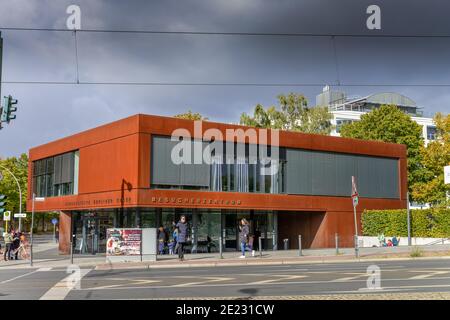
[424,238,450,246]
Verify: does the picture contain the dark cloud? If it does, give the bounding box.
[0,0,449,157]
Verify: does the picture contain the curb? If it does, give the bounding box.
[94,255,450,270]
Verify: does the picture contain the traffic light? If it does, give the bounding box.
[0,95,18,124]
[0,194,7,215]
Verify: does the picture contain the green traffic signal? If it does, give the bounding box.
[8,98,17,121]
[0,95,18,123]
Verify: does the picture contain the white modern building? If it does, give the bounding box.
[316,86,436,145]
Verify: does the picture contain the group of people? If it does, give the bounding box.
[157,216,260,261]
[157,215,188,261]
[378,233,401,247]
[2,229,26,261]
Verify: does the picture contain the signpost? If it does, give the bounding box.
[407,192,411,246]
[52,218,58,243]
[30,194,45,267]
[3,210,10,220]
[351,176,359,258]
[3,210,10,233]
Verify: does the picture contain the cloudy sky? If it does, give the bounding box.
[0,0,450,157]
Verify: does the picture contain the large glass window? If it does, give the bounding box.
[33,151,78,198]
[150,135,398,198]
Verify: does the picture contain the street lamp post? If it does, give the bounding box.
[30,193,45,267]
[0,164,23,231]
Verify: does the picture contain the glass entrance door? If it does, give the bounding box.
[73,211,115,254]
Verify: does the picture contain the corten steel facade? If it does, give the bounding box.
[27,114,407,255]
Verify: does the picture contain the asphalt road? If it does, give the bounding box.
[0,258,449,300]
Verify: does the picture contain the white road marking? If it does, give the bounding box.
[75,274,450,292]
[89,278,162,290]
[0,268,52,284]
[171,276,234,287]
[248,274,308,285]
[39,268,91,300]
[332,273,369,282]
[409,270,450,279]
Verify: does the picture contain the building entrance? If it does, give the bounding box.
[70,208,277,254]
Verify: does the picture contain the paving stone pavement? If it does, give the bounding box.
[144,292,450,300]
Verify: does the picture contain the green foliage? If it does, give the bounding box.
[240,93,333,135]
[174,110,208,121]
[362,208,450,238]
[411,113,450,205]
[340,105,425,199]
[410,246,423,257]
[0,153,28,214]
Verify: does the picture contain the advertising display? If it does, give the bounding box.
[106,228,142,256]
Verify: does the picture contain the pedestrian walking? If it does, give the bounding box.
[174,215,188,261]
[239,218,250,259]
[3,230,13,261]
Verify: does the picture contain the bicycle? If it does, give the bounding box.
[11,241,30,260]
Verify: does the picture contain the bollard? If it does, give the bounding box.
[219,235,223,259]
[335,233,339,255]
[70,234,75,265]
[259,237,263,257]
[298,235,302,256]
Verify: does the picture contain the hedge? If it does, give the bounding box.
[362,208,450,238]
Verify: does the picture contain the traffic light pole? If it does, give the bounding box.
[0,164,23,231]
[0,32,3,103]
[30,193,35,267]
[0,33,3,131]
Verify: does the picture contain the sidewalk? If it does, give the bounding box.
[1,243,450,270]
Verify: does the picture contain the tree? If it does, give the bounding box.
[0,154,28,231]
[0,154,61,232]
[411,113,450,205]
[174,110,208,121]
[340,105,425,198]
[240,93,333,135]
[0,153,28,215]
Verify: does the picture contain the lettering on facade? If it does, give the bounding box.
[64,197,131,207]
[151,197,242,206]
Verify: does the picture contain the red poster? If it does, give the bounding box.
[106,228,142,256]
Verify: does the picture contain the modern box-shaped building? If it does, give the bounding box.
[27,114,407,255]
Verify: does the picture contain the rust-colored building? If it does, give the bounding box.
[27,114,407,255]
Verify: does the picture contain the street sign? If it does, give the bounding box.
[3,210,11,221]
[445,165,450,185]
[14,213,26,218]
[352,195,359,207]
[351,176,359,208]
[52,218,58,225]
